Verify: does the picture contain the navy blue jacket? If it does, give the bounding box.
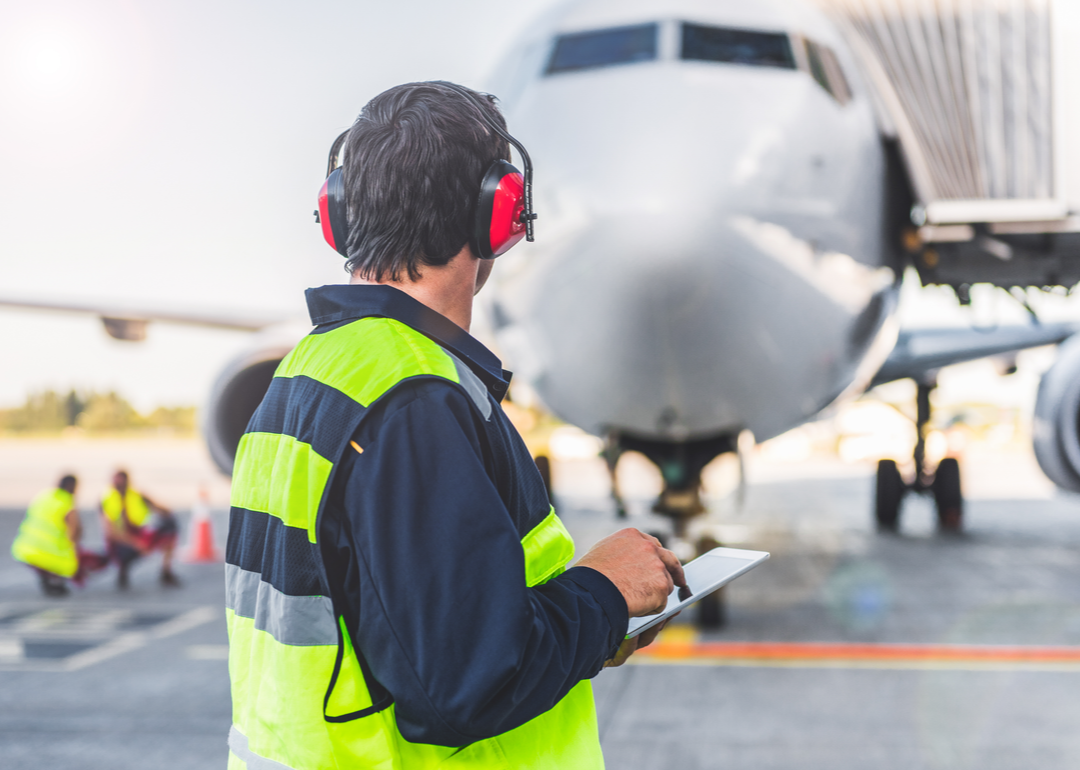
[309,284,628,747]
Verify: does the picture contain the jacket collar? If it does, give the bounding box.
[305,284,511,401]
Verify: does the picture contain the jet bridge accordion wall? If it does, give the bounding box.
[818,0,1064,223]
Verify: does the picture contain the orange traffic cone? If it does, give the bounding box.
[183,488,221,563]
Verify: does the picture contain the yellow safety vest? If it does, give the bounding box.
[101,487,150,528]
[11,488,78,578]
[226,316,604,770]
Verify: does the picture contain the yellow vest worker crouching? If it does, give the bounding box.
[100,470,181,589]
[12,475,106,596]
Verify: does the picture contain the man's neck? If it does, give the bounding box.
[349,247,478,331]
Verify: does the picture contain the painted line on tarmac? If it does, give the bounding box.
[0,605,219,672]
[62,605,219,671]
[186,644,229,660]
[633,639,1080,671]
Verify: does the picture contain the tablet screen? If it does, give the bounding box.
[625,547,769,638]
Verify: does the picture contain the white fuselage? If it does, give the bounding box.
[486,0,899,443]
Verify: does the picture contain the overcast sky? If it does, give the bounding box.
[0,0,564,410]
[2,0,1079,416]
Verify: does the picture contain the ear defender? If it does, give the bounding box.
[316,84,537,259]
[317,167,349,257]
[474,159,527,259]
[314,130,351,257]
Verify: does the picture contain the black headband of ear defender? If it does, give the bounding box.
[436,82,537,244]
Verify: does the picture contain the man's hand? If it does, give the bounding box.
[574,528,686,617]
[603,618,671,668]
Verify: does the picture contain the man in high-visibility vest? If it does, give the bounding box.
[226,81,686,769]
[11,474,106,596]
[101,469,180,589]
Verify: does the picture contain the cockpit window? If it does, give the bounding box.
[546,23,659,75]
[680,23,796,69]
[803,39,852,104]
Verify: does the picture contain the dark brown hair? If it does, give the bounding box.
[342,81,510,281]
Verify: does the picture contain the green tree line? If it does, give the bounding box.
[0,390,197,435]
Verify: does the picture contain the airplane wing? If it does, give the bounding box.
[0,296,286,341]
[871,323,1078,387]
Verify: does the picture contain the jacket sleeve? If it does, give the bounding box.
[319,379,628,747]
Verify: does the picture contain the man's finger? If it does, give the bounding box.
[645,595,668,616]
[636,620,667,650]
[603,636,640,668]
[656,546,687,587]
[660,561,675,594]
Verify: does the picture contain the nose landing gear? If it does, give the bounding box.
[604,432,736,628]
[874,379,964,534]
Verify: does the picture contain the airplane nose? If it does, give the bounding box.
[514,69,808,239]
[493,69,893,441]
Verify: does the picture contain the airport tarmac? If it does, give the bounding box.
[1,436,1080,769]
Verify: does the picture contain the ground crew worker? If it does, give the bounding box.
[225,81,686,769]
[11,474,106,596]
[101,469,180,589]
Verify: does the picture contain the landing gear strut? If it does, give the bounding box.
[873,379,964,534]
[604,432,736,629]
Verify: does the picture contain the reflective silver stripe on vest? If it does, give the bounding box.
[229,725,297,770]
[448,351,492,421]
[226,564,337,646]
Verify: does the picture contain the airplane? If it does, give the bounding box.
[479,0,1080,541]
[6,0,1080,622]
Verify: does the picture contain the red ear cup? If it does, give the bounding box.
[317,167,350,257]
[473,159,527,259]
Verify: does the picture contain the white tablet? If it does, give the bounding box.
[625,547,770,638]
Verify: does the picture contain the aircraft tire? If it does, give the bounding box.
[697,590,726,629]
[875,459,903,533]
[534,454,553,506]
[933,458,963,533]
[695,536,726,629]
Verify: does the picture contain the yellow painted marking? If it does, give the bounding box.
[654,625,700,645]
[631,638,1080,672]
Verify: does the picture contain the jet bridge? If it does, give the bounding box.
[817,0,1080,294]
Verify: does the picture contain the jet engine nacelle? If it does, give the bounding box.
[1033,333,1080,493]
[203,325,307,475]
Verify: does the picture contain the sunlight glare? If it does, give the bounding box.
[0,8,154,158]
[12,26,90,96]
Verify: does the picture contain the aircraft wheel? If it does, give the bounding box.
[534,454,553,505]
[695,536,726,630]
[875,459,904,532]
[697,589,726,629]
[933,458,963,533]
